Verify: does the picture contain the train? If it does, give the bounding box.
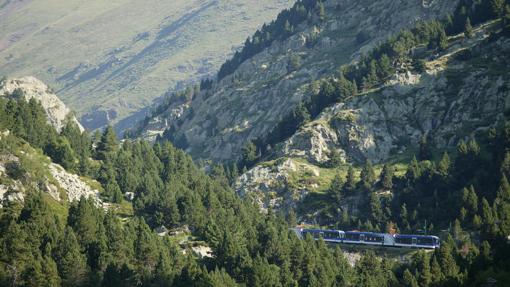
[294,228,440,249]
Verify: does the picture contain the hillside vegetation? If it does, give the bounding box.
[0,0,294,130]
[1,77,510,287]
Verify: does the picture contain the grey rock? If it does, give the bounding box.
[0,76,83,132]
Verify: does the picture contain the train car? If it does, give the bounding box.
[295,228,441,249]
[343,231,385,246]
[393,234,440,249]
[300,228,344,243]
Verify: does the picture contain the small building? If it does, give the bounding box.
[155,225,169,237]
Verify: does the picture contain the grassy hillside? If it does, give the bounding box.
[0,0,294,129]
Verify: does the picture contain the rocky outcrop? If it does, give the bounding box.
[236,158,319,212]
[0,76,84,132]
[48,163,105,207]
[280,121,344,164]
[0,132,104,208]
[236,33,510,212]
[284,36,510,164]
[141,0,458,162]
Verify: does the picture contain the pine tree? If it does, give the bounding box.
[401,203,410,232]
[437,152,451,178]
[418,136,433,161]
[378,54,393,78]
[430,256,443,285]
[495,174,510,235]
[464,17,474,38]
[360,160,376,191]
[380,164,394,190]
[56,227,89,287]
[96,126,117,160]
[472,215,482,229]
[438,29,448,51]
[46,137,77,171]
[318,1,325,21]
[369,193,383,222]
[402,269,418,287]
[328,149,343,168]
[438,237,459,280]
[501,152,510,179]
[417,252,432,287]
[492,0,506,19]
[241,141,258,168]
[496,174,510,202]
[481,197,495,234]
[453,219,462,240]
[329,173,344,203]
[480,241,492,265]
[344,166,357,192]
[406,156,421,183]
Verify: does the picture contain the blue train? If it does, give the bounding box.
[295,228,440,249]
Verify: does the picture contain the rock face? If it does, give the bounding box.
[235,158,316,212]
[283,36,510,165]
[236,33,510,212]
[138,0,459,161]
[48,163,105,207]
[0,76,83,132]
[0,147,103,208]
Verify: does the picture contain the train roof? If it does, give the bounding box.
[395,234,439,239]
[345,231,385,236]
[299,228,439,239]
[301,228,343,233]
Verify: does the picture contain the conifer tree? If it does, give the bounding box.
[406,156,421,183]
[437,152,451,178]
[56,227,89,287]
[402,269,418,287]
[380,164,394,190]
[328,149,343,168]
[344,166,357,192]
[329,173,344,203]
[430,256,443,285]
[369,193,383,222]
[464,17,474,38]
[438,29,448,51]
[96,126,117,160]
[360,160,376,191]
[418,136,433,161]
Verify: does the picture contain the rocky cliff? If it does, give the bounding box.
[137,0,459,162]
[236,26,510,212]
[0,76,84,132]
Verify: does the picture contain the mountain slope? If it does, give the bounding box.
[0,76,83,132]
[237,26,510,212]
[132,0,459,162]
[0,0,294,129]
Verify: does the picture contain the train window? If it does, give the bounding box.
[360,234,365,241]
[412,238,417,245]
[417,237,433,245]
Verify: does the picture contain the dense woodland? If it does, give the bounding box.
[1,85,510,287]
[2,0,510,286]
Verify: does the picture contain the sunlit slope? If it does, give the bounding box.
[0,0,294,129]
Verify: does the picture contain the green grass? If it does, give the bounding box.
[111,200,134,219]
[0,0,295,126]
[41,193,68,222]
